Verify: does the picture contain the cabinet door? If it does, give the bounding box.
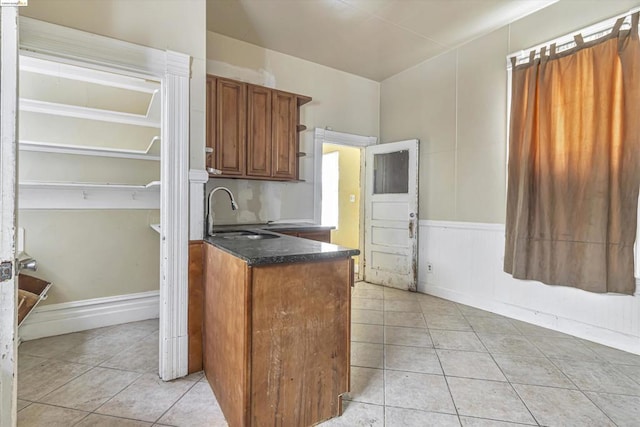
[216,78,246,176]
[246,85,272,177]
[271,90,297,180]
[205,76,216,170]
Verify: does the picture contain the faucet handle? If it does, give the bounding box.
[207,167,222,175]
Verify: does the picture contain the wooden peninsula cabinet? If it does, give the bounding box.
[202,234,356,427]
[206,75,311,181]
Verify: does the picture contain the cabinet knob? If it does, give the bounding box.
[205,147,214,153]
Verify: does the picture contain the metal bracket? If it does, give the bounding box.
[0,261,13,281]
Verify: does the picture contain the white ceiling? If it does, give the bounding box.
[206,0,557,81]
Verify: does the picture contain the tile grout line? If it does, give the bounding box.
[152,379,200,425]
[424,318,461,424]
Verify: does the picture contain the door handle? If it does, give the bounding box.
[408,219,415,239]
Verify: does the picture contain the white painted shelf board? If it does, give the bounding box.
[20,180,161,191]
[20,55,160,94]
[19,137,160,161]
[20,98,160,128]
[19,180,161,210]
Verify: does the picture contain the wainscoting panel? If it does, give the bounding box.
[419,220,640,354]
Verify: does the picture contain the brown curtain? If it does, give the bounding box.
[504,13,640,295]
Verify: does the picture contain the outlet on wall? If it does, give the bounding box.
[426,263,434,274]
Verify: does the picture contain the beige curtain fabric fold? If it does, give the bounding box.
[504,13,640,295]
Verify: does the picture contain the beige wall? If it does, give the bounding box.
[206,31,379,224]
[323,144,361,264]
[19,210,160,305]
[380,0,640,223]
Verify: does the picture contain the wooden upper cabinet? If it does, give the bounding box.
[216,78,246,176]
[206,74,310,181]
[271,91,297,180]
[246,85,272,178]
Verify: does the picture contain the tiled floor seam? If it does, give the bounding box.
[580,391,623,427]
[425,325,461,425]
[482,343,541,426]
[28,365,97,405]
[90,369,150,421]
[151,379,200,425]
[382,295,386,426]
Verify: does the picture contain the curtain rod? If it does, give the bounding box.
[506,6,640,67]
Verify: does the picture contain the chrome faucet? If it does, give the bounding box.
[207,186,238,235]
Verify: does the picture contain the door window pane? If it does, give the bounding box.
[373,150,408,194]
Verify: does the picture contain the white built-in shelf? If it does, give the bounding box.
[19,180,161,210]
[20,98,160,128]
[19,137,161,161]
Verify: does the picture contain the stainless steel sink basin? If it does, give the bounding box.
[224,234,280,240]
[211,230,280,240]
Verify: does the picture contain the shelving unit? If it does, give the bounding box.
[18,54,162,210]
[19,180,161,210]
[19,136,161,161]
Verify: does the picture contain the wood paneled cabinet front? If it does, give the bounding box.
[207,76,246,176]
[203,244,352,426]
[206,75,310,181]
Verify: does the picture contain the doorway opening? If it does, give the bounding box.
[16,55,162,339]
[321,143,362,274]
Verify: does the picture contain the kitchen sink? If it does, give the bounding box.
[224,234,279,240]
[211,230,280,240]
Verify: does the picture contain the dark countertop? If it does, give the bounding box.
[205,225,359,266]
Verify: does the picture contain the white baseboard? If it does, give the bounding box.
[419,220,640,356]
[19,290,159,341]
[422,283,640,355]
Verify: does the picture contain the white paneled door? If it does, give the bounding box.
[0,4,19,426]
[364,139,419,291]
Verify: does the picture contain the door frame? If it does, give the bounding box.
[364,139,419,291]
[313,129,377,280]
[18,17,191,381]
[0,4,20,426]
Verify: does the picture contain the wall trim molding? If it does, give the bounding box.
[19,291,159,342]
[419,220,640,355]
[313,128,377,147]
[420,219,505,231]
[189,169,208,240]
[421,220,640,288]
[422,282,640,355]
[189,169,209,184]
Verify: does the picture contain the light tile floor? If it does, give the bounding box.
[17,282,640,426]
